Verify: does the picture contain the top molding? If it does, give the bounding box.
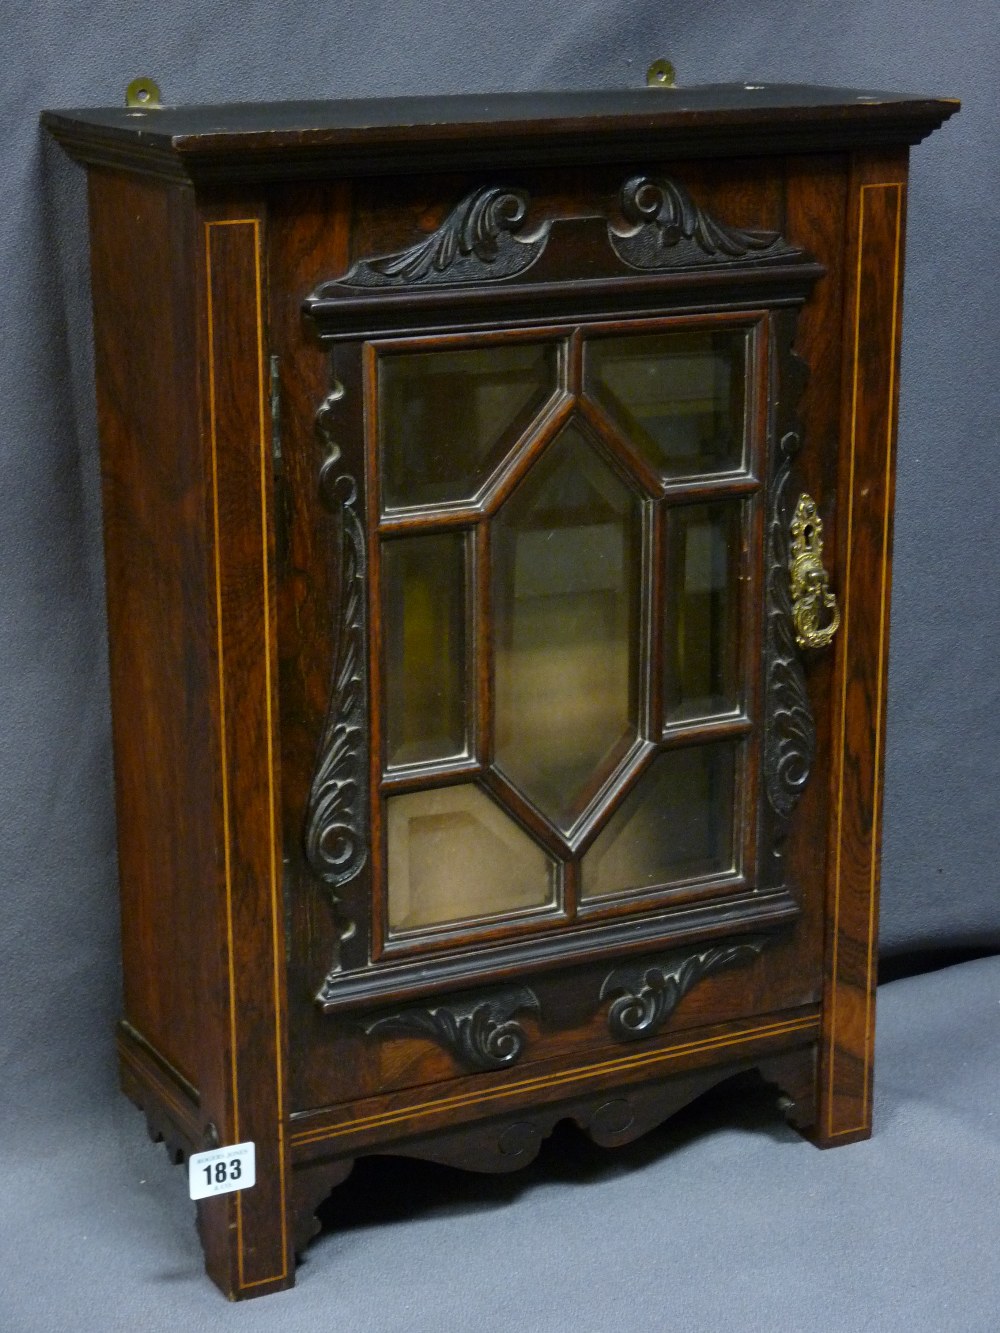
[42,84,959,185]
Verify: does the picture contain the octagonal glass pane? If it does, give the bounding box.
[379,341,559,511]
[587,329,747,480]
[493,424,640,831]
[580,742,738,900]
[386,784,557,932]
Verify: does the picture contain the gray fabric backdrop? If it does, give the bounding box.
[1,1,997,1127]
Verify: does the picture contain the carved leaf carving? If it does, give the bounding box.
[363,986,541,1072]
[306,176,819,327]
[755,315,817,892]
[304,388,367,977]
[611,174,799,270]
[340,186,546,288]
[600,939,769,1042]
[764,428,818,823]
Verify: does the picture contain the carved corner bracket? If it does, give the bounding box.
[362,985,541,1073]
[304,384,368,984]
[600,937,771,1042]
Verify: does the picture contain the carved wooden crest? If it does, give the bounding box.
[307,172,808,317]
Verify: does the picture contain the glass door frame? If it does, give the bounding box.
[362,308,772,964]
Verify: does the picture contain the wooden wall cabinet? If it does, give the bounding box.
[44,83,956,1299]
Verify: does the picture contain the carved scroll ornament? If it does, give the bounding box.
[601,938,770,1042]
[764,429,817,829]
[363,986,541,1073]
[339,185,546,288]
[303,387,367,975]
[610,174,801,270]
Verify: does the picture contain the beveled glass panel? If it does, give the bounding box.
[664,501,743,723]
[580,742,738,900]
[383,532,468,768]
[493,424,640,831]
[379,342,559,511]
[587,330,748,479]
[386,784,556,932]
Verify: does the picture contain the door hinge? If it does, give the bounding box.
[269,353,283,478]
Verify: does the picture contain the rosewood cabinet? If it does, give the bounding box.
[43,83,957,1299]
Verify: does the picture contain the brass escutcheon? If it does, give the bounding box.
[789,493,840,649]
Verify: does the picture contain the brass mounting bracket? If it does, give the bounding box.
[125,77,162,110]
[646,59,677,88]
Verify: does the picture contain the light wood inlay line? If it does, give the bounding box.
[861,184,903,1128]
[206,217,288,1287]
[204,219,241,1169]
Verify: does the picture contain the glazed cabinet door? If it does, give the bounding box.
[270,163,840,1116]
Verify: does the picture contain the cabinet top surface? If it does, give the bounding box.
[42,83,958,183]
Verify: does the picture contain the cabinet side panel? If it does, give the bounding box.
[88,170,214,1091]
[819,152,908,1144]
